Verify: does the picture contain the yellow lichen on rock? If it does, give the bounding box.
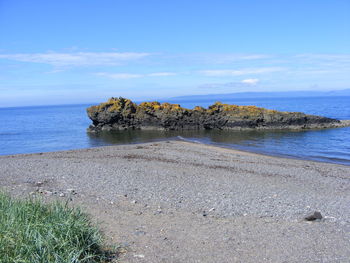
[139,101,161,108]
[87,97,340,132]
[86,97,136,114]
[194,106,205,111]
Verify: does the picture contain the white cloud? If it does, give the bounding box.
[239,55,270,60]
[241,78,259,85]
[169,53,271,64]
[96,71,177,79]
[148,72,177,77]
[295,54,350,60]
[199,54,271,64]
[0,52,150,67]
[199,67,284,76]
[96,72,143,79]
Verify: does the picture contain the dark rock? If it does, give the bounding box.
[86,97,349,132]
[305,211,323,221]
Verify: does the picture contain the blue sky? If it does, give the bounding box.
[0,0,349,107]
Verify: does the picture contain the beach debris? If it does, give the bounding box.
[134,254,145,258]
[44,190,53,196]
[202,211,208,217]
[35,187,77,198]
[66,188,76,195]
[305,211,323,221]
[131,200,137,204]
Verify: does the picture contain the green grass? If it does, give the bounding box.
[0,192,111,263]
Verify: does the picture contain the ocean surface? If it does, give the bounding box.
[0,96,349,165]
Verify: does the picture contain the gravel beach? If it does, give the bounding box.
[1,141,349,262]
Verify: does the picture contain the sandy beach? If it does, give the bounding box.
[1,141,349,262]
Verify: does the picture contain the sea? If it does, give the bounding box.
[0,96,349,166]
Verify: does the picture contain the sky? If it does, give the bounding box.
[0,0,349,107]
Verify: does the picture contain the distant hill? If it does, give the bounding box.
[169,89,350,102]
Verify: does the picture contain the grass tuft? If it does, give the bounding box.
[0,192,110,263]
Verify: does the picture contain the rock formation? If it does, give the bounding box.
[87,97,350,132]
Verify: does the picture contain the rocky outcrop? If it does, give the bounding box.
[87,97,350,132]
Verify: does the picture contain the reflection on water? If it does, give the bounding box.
[88,129,180,144]
[87,127,350,166]
[87,129,306,145]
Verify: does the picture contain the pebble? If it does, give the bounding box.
[154,208,163,214]
[305,211,323,221]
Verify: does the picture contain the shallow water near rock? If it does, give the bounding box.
[0,96,349,165]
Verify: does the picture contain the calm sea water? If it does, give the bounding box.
[0,96,349,165]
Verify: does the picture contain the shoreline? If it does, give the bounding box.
[176,140,349,166]
[185,139,350,167]
[1,140,350,262]
[1,138,349,167]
